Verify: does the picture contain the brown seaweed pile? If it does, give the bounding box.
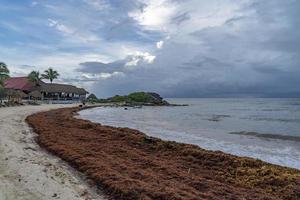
[26,107,300,200]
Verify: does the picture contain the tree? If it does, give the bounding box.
[42,68,59,83]
[0,62,9,102]
[28,71,42,85]
[0,62,10,86]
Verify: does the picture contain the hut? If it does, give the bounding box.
[29,90,43,99]
[3,77,88,102]
[40,83,88,101]
[6,89,28,104]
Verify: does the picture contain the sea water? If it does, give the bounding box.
[79,98,300,169]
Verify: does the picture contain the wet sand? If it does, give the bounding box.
[0,105,106,200]
[26,106,300,200]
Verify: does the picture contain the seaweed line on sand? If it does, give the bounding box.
[26,106,300,200]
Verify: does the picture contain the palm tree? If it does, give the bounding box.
[0,62,9,103]
[0,62,10,86]
[28,71,42,85]
[42,68,59,83]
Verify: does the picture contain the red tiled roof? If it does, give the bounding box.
[4,77,37,91]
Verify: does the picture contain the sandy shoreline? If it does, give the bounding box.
[0,105,106,200]
[26,106,300,200]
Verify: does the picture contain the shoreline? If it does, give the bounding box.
[79,105,300,170]
[0,105,106,200]
[26,106,300,200]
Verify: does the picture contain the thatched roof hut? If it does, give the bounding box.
[40,83,88,95]
[4,77,88,95]
[29,90,43,98]
[6,89,28,98]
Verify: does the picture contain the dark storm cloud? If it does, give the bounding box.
[3,0,300,97]
[78,60,126,73]
[79,0,300,98]
[183,56,232,69]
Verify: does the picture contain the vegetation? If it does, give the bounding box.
[128,92,153,102]
[26,107,300,200]
[28,70,42,85]
[109,95,128,102]
[42,68,59,83]
[88,92,170,106]
[0,62,10,86]
[0,62,10,101]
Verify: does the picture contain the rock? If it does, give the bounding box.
[52,193,58,198]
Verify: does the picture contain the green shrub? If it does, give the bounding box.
[109,95,128,102]
[127,92,152,102]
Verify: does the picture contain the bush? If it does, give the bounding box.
[127,92,152,102]
[109,95,128,102]
[86,92,169,105]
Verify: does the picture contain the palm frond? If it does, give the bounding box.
[42,67,59,83]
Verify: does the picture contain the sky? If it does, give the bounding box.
[0,0,300,98]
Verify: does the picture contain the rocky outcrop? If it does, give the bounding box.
[88,92,188,106]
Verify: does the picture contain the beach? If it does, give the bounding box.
[80,98,300,169]
[1,1,299,199]
[0,105,106,200]
[26,106,300,200]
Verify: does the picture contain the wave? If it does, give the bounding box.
[206,114,231,122]
[229,131,300,142]
[287,102,300,106]
[241,117,300,123]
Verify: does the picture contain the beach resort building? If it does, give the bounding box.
[3,77,88,102]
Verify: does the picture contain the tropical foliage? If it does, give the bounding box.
[28,71,42,85]
[42,68,59,83]
[88,92,168,106]
[0,62,9,100]
[0,62,10,86]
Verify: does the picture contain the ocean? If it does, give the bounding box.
[79,98,300,169]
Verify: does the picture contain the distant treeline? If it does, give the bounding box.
[88,92,171,106]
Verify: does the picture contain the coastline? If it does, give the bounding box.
[0,105,106,200]
[26,106,300,200]
[79,102,300,170]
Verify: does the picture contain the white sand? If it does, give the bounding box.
[0,104,106,200]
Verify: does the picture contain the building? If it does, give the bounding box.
[4,77,36,93]
[4,77,88,102]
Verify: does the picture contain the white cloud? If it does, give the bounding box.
[83,0,110,10]
[129,0,177,31]
[156,40,164,49]
[82,72,125,80]
[48,19,73,35]
[47,18,100,43]
[125,51,156,67]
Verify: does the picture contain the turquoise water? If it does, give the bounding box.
[79,98,300,169]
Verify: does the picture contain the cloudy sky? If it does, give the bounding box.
[1,0,299,97]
